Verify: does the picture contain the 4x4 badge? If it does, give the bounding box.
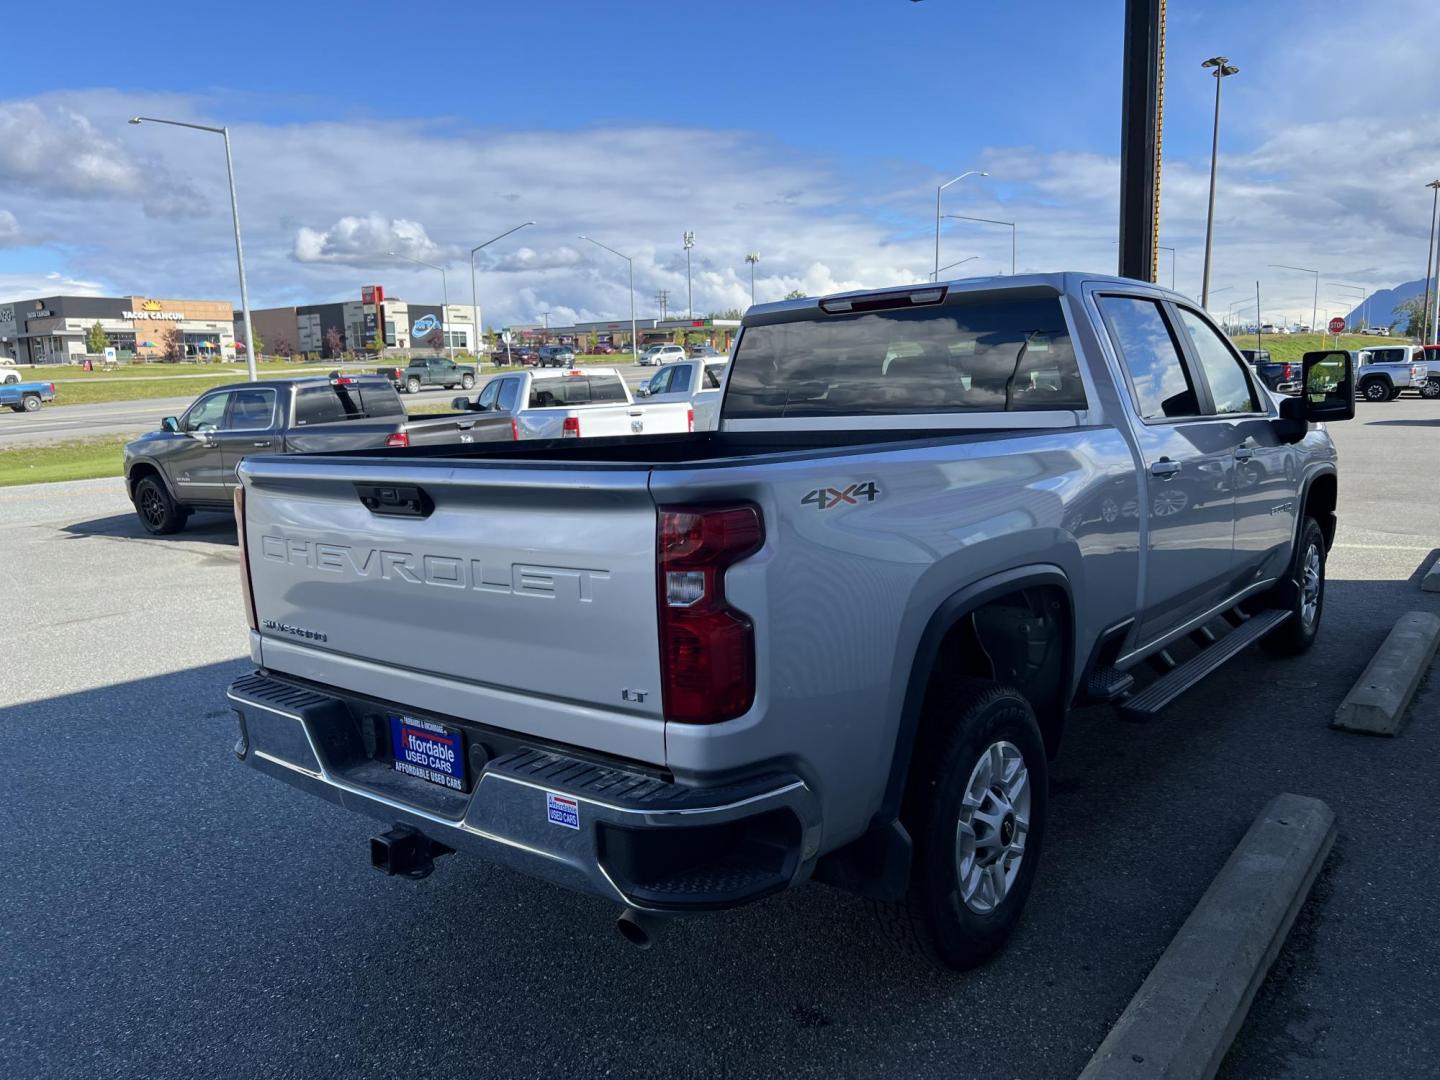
[801,481,879,511]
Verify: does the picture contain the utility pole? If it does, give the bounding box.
[745,253,760,306]
[655,289,669,321]
[682,232,695,318]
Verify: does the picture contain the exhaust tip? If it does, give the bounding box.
[616,908,662,949]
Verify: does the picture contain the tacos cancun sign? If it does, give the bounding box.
[123,309,185,320]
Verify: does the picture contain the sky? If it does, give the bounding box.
[2,0,1438,330]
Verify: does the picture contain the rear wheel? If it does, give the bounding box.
[1360,377,1390,402]
[406,377,421,394]
[875,679,1047,970]
[1261,517,1326,655]
[134,476,186,535]
[461,374,475,390]
[1422,378,1440,400]
[21,393,41,412]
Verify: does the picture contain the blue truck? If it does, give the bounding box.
[0,380,56,413]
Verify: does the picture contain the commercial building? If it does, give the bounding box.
[245,285,477,358]
[0,295,236,364]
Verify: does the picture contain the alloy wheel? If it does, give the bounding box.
[955,740,1031,915]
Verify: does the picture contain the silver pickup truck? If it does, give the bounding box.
[226,274,1354,969]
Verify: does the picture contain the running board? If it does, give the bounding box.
[1118,609,1291,721]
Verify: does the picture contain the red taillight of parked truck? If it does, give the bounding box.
[656,504,764,723]
[385,432,409,448]
[562,416,581,438]
[233,485,258,633]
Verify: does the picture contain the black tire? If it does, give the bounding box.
[1360,377,1389,402]
[134,475,186,535]
[1261,517,1326,655]
[461,374,475,390]
[21,393,41,412]
[874,679,1048,970]
[1387,387,1404,401]
[406,377,421,394]
[1422,378,1440,400]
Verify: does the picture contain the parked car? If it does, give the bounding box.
[1360,326,1392,336]
[1353,346,1428,400]
[537,345,577,368]
[227,273,1355,970]
[0,380,56,412]
[637,343,686,367]
[1239,349,1300,394]
[377,356,478,393]
[123,376,415,535]
[635,357,728,430]
[590,343,617,355]
[1421,345,1440,398]
[687,343,721,358]
[0,361,23,385]
[409,367,694,446]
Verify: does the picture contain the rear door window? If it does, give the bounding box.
[670,366,693,393]
[726,296,1085,418]
[294,385,346,425]
[224,388,277,430]
[1098,296,1202,421]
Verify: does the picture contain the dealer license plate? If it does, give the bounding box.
[389,714,466,792]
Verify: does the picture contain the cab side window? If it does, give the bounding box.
[1176,308,1259,414]
[183,392,230,432]
[497,379,520,412]
[475,380,501,411]
[1098,296,1200,420]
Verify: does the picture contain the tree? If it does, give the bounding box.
[783,289,807,300]
[272,334,294,358]
[1394,296,1425,337]
[707,308,743,321]
[85,321,108,354]
[324,326,344,358]
[161,326,185,363]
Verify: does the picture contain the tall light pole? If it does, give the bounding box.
[128,115,257,380]
[389,251,451,357]
[1271,264,1318,338]
[1200,56,1239,309]
[682,232,695,318]
[470,221,535,365]
[1329,282,1366,332]
[935,255,980,278]
[945,214,1016,275]
[745,253,760,306]
[1427,180,1440,344]
[934,170,988,281]
[580,235,637,362]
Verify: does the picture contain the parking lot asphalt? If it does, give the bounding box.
[2,401,1437,1079]
[0,364,658,446]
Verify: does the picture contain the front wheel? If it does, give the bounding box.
[461,374,475,390]
[134,476,186,535]
[875,679,1047,970]
[1261,517,1326,655]
[406,377,421,394]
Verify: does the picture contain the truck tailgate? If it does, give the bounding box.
[239,454,665,756]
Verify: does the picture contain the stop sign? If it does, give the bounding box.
[1328,317,1345,334]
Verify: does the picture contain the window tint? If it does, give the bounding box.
[497,379,520,412]
[294,385,345,425]
[1176,308,1258,414]
[725,297,1086,418]
[183,392,229,431]
[356,385,404,418]
[475,380,501,410]
[528,376,627,407]
[1098,296,1200,420]
[224,388,277,430]
[589,376,628,403]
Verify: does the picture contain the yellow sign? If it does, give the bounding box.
[141,299,163,312]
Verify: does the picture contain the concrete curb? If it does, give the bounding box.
[1331,610,1440,736]
[1078,793,1336,1080]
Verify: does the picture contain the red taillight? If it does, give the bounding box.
[385,431,409,448]
[1282,363,1296,380]
[657,504,764,723]
[331,376,354,385]
[49,383,57,393]
[233,485,258,632]
[562,416,581,438]
[687,407,694,432]
[511,418,520,441]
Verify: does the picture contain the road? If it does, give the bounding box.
[0,365,659,447]
[1,402,1437,1079]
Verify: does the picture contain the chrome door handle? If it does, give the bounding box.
[1150,459,1181,478]
[1234,447,1255,461]
[251,440,274,448]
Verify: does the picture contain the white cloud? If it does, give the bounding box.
[0,210,21,247]
[293,214,444,265]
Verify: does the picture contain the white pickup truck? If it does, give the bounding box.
[637,358,728,430]
[405,367,694,445]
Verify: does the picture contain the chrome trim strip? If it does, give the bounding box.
[253,750,322,781]
[225,690,302,722]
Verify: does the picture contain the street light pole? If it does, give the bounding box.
[745,253,760,306]
[1200,57,1239,309]
[1271,264,1319,338]
[1328,282,1366,333]
[935,255,980,278]
[579,235,637,363]
[944,214,1015,275]
[1427,180,1440,344]
[128,115,257,380]
[389,251,451,357]
[934,170,988,281]
[470,221,535,366]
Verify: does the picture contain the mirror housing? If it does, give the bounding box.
[451,396,473,412]
[1276,351,1354,441]
[161,416,179,433]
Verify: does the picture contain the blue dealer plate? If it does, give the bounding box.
[389,715,466,792]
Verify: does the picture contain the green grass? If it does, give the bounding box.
[0,435,128,487]
[49,374,260,406]
[1226,333,1400,362]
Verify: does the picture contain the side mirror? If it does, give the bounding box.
[451,396,473,412]
[1277,351,1353,439]
[161,416,179,433]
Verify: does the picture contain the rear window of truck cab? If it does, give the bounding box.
[725,296,1085,418]
[528,375,628,407]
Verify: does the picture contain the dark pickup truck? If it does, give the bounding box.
[124,375,419,534]
[378,356,478,394]
[1239,349,1300,394]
